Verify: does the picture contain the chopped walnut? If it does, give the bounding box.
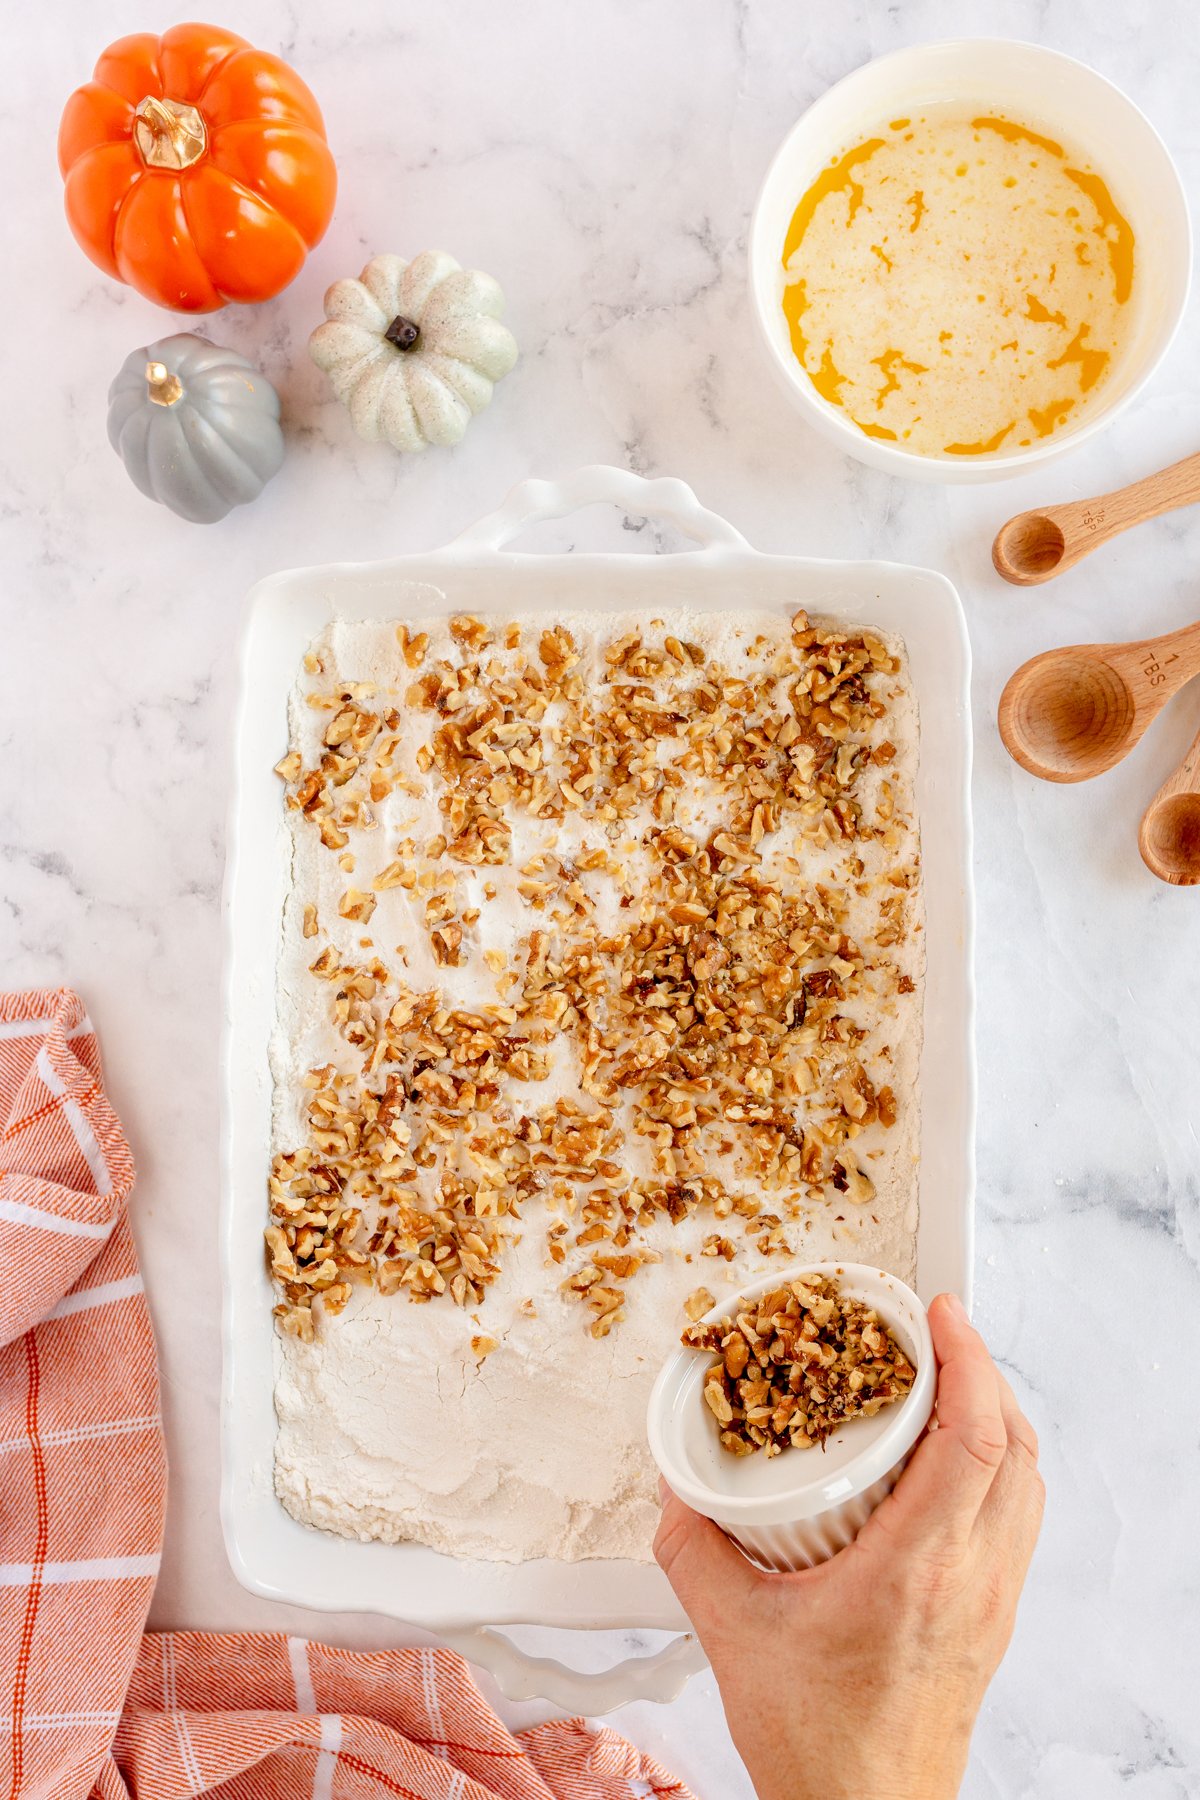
[269,614,919,1341]
[684,1287,716,1322]
[398,624,429,668]
[684,1273,915,1456]
[339,888,377,924]
[321,1281,353,1316]
[273,1301,315,1343]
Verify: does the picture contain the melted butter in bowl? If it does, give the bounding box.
[780,107,1136,459]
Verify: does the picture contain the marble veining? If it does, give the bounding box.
[2,2,1198,1794]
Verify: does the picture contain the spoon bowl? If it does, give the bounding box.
[999,649,1140,781]
[1139,792,1200,885]
[992,512,1069,584]
[1138,721,1200,884]
[999,618,1200,784]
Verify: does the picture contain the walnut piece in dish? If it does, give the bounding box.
[683,1271,915,1457]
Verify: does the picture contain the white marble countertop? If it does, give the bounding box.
[4,2,1199,1794]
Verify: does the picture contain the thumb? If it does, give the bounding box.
[653,1481,762,1640]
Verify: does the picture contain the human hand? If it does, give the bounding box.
[654,1292,1044,1800]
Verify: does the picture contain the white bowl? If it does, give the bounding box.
[647,1262,936,1572]
[748,39,1191,483]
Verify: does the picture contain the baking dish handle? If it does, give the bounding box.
[447,464,750,556]
[439,1623,708,1716]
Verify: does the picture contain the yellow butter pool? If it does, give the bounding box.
[781,107,1135,457]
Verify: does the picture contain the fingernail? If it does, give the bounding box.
[658,1476,672,1504]
[943,1291,968,1323]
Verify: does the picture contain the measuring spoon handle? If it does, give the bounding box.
[1110,617,1200,709]
[1165,724,1200,792]
[1056,449,1200,558]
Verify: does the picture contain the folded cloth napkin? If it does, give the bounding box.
[0,991,695,1800]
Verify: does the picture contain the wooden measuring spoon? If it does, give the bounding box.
[998,618,1200,783]
[993,450,1200,586]
[1139,725,1200,884]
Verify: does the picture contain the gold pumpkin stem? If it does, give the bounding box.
[133,94,208,171]
[146,361,184,407]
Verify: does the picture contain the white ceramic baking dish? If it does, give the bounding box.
[220,464,975,1714]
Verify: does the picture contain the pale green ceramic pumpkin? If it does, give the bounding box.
[309,251,518,452]
[107,333,285,524]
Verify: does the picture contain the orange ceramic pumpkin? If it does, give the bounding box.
[58,22,337,312]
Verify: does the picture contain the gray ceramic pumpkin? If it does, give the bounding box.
[107,333,285,524]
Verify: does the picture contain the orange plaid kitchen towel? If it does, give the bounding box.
[0,991,695,1800]
[0,987,165,1799]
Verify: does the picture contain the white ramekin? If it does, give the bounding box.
[748,39,1191,483]
[647,1262,935,1572]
